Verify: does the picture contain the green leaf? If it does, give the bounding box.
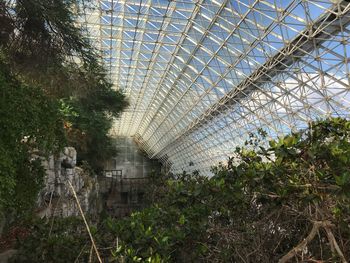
[269,140,277,148]
[179,214,185,225]
[283,136,296,147]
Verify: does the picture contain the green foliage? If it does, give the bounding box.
[1,0,98,96]
[10,118,350,262]
[107,172,242,262]
[60,85,128,172]
[9,0,93,59]
[77,85,129,116]
[0,63,65,215]
[1,0,128,174]
[10,217,90,263]
[106,118,350,262]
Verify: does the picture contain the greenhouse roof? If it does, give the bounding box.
[80,0,350,175]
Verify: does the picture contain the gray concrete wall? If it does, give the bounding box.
[104,137,160,179]
[100,137,161,217]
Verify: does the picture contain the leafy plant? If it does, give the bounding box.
[107,118,350,262]
[10,118,350,262]
[10,217,91,263]
[0,62,65,216]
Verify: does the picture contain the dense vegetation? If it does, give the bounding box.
[1,1,349,262]
[0,63,64,218]
[12,118,350,262]
[0,0,127,217]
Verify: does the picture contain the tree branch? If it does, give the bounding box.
[278,221,332,263]
[324,226,348,263]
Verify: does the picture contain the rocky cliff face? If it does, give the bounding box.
[36,147,101,218]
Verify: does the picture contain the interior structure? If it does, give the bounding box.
[79,0,350,175]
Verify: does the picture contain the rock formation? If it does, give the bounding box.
[36,147,101,218]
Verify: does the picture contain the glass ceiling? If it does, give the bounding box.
[80,0,350,175]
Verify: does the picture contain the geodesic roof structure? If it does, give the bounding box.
[80,0,350,175]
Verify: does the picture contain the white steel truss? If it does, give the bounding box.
[80,0,350,175]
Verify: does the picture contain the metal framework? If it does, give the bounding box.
[80,0,350,175]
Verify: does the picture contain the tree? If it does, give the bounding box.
[0,0,128,216]
[0,62,65,216]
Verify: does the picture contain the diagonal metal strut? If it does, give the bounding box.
[148,0,350,159]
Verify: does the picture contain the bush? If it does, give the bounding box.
[107,118,350,262]
[11,118,350,262]
[10,217,90,263]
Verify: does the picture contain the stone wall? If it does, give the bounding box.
[36,147,101,219]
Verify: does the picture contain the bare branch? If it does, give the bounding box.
[324,226,348,263]
[278,221,333,263]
